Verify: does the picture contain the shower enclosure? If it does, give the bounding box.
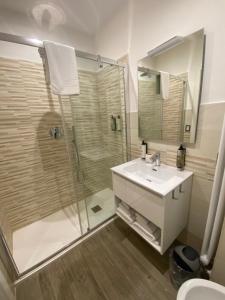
[0,33,127,276]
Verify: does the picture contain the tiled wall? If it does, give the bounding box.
[64,65,127,198]
[139,79,162,140]
[97,66,127,165]
[0,58,126,248]
[129,101,225,242]
[162,76,184,143]
[139,75,184,143]
[63,70,104,199]
[0,58,75,235]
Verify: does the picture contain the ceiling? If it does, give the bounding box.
[0,0,128,35]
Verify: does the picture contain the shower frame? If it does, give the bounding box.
[0,31,129,281]
[0,32,125,67]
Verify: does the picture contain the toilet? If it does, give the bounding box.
[177,279,225,300]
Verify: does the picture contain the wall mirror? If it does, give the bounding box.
[138,29,205,144]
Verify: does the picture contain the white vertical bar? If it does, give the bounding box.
[200,115,225,265]
[207,170,225,261]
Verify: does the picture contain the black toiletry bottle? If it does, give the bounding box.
[176,144,186,170]
[141,140,147,159]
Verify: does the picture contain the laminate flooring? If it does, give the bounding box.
[16,218,177,300]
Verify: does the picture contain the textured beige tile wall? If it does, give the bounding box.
[62,66,127,198]
[62,70,105,199]
[162,76,184,143]
[138,79,162,140]
[139,75,184,143]
[97,66,127,165]
[0,57,78,237]
[129,102,225,241]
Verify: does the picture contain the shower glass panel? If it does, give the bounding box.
[61,57,127,232]
[0,40,127,275]
[0,41,82,274]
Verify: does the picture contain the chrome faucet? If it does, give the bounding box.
[150,152,161,166]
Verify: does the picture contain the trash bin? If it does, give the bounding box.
[169,245,200,289]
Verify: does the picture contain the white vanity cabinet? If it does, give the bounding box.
[111,159,193,254]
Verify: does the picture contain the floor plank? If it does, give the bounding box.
[16,218,177,300]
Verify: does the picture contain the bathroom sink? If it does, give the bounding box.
[177,279,225,300]
[124,162,175,184]
[111,158,192,196]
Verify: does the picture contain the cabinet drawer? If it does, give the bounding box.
[112,173,130,204]
[112,173,164,227]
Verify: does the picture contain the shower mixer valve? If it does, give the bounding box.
[49,127,63,139]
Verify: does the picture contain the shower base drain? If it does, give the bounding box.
[91,205,102,213]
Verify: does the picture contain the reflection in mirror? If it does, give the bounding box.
[138,29,205,144]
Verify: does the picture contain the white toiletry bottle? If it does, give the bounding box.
[116,115,121,131]
[141,140,147,159]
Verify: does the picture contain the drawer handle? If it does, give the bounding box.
[179,184,184,193]
[172,190,178,200]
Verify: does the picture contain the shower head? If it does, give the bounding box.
[140,72,152,78]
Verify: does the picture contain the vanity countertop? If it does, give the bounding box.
[111,158,193,197]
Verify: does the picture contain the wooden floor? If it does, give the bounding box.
[16,218,177,300]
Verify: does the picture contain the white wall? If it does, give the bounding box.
[0,41,42,63]
[211,216,225,285]
[0,7,95,62]
[95,0,225,111]
[94,0,225,243]
[94,3,129,59]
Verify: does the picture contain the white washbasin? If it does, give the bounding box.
[177,279,225,300]
[124,162,176,184]
[111,158,193,196]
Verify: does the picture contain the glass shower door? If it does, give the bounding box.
[0,40,127,276]
[68,59,127,232]
[0,46,83,274]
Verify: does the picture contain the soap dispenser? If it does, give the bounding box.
[176,144,186,170]
[141,140,147,159]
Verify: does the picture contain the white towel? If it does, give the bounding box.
[160,71,170,100]
[136,213,157,234]
[43,41,80,95]
[118,202,130,215]
[152,229,161,242]
[133,222,155,240]
[116,207,134,223]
